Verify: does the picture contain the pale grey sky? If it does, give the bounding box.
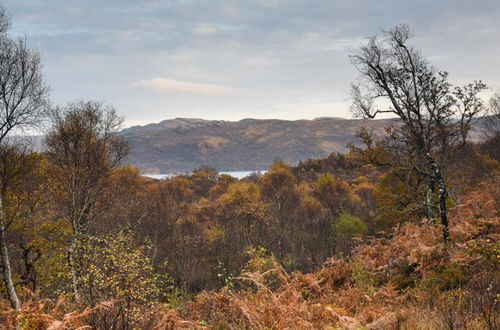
[2,0,499,127]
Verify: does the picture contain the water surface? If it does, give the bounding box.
[143,170,266,180]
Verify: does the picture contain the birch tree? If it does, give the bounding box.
[349,24,486,244]
[0,5,49,311]
[483,91,500,159]
[44,101,128,301]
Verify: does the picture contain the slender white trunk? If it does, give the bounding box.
[0,196,21,311]
[436,177,450,244]
[68,229,80,302]
[427,154,450,244]
[426,181,435,223]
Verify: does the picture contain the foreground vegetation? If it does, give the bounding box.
[0,175,498,329]
[0,118,497,328]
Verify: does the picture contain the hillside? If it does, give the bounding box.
[121,116,489,173]
[3,177,497,329]
[15,116,488,174]
[121,117,395,173]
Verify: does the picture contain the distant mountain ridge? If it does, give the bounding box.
[120,117,397,173]
[14,116,489,173]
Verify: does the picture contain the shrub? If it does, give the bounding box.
[334,212,367,254]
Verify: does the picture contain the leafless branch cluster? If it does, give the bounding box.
[350,24,486,157]
[0,6,10,35]
[485,91,500,138]
[0,30,49,142]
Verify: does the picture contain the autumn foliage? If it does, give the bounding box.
[0,107,498,328]
[1,174,497,329]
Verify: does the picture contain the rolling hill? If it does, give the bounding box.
[120,117,395,173]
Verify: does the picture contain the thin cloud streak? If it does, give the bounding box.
[132,78,236,95]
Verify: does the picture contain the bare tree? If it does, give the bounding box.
[0,30,48,141]
[0,5,49,311]
[482,91,500,159]
[0,6,10,34]
[349,24,487,244]
[44,101,129,302]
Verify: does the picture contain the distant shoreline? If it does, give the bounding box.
[142,170,267,180]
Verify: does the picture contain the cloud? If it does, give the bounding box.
[132,78,234,95]
[192,23,218,35]
[3,0,500,124]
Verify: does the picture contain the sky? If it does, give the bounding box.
[2,0,500,127]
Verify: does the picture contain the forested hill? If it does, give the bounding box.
[18,116,487,174]
[121,116,488,173]
[121,117,394,173]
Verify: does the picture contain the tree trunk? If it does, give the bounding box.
[0,196,21,311]
[68,230,81,302]
[436,177,450,244]
[427,154,450,244]
[426,180,435,223]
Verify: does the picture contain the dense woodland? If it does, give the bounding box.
[0,6,499,330]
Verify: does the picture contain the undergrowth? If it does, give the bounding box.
[1,178,498,329]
